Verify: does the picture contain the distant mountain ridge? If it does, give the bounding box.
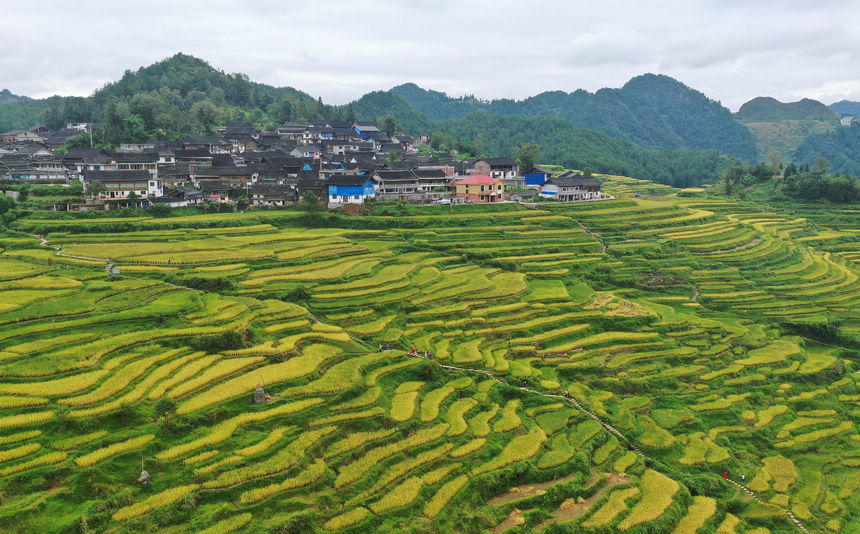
[0,89,30,104]
[390,74,758,160]
[829,100,860,116]
[736,96,838,122]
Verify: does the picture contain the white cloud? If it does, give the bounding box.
[3,0,859,110]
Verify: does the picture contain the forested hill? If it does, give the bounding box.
[390,74,758,160]
[829,100,860,116]
[0,53,328,135]
[794,123,860,176]
[736,96,838,121]
[437,112,739,187]
[0,89,30,104]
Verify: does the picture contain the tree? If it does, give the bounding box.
[767,151,782,177]
[297,191,322,213]
[515,142,541,171]
[812,157,830,174]
[85,181,107,199]
[582,167,593,177]
[381,115,399,137]
[191,99,219,133]
[783,163,798,177]
[154,397,177,423]
[430,131,445,150]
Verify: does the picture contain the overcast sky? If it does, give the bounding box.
[3,0,858,110]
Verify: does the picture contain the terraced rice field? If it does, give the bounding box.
[0,188,856,533]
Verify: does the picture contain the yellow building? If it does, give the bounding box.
[454,174,504,202]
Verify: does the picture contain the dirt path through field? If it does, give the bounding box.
[488,472,581,506]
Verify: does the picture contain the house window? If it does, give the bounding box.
[480,195,485,201]
[480,185,485,192]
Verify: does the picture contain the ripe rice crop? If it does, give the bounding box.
[446,398,478,436]
[197,513,252,534]
[346,315,396,336]
[49,430,107,450]
[582,487,640,527]
[0,370,109,397]
[540,331,659,354]
[691,393,750,412]
[177,346,340,414]
[422,464,459,485]
[183,450,219,465]
[0,442,41,464]
[391,389,420,422]
[755,405,788,428]
[5,333,96,355]
[0,430,41,446]
[239,458,327,504]
[192,455,241,475]
[158,399,320,460]
[593,436,619,465]
[472,426,547,476]
[167,357,265,399]
[282,351,389,398]
[715,513,741,534]
[423,474,468,518]
[451,438,486,458]
[322,507,368,531]
[75,434,154,467]
[330,386,381,412]
[734,340,799,366]
[616,469,679,530]
[747,455,797,492]
[420,385,458,422]
[469,404,500,437]
[0,411,54,429]
[204,426,335,489]
[324,429,395,459]
[310,407,384,427]
[452,338,484,364]
[335,423,449,488]
[370,476,424,513]
[236,426,289,457]
[671,496,717,534]
[636,416,676,448]
[0,451,67,476]
[538,434,574,468]
[793,421,853,443]
[148,354,220,400]
[492,400,522,432]
[614,451,638,473]
[363,359,419,386]
[361,443,453,501]
[112,484,199,521]
[0,395,48,408]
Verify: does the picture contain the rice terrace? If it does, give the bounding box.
[0,174,857,533]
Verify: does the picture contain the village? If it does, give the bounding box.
[0,121,603,210]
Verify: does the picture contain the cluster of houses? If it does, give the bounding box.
[0,121,602,209]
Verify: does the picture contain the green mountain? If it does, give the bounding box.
[0,89,30,104]
[794,123,860,175]
[829,100,860,116]
[350,90,434,133]
[0,53,323,138]
[736,96,838,121]
[437,112,739,187]
[390,74,758,160]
